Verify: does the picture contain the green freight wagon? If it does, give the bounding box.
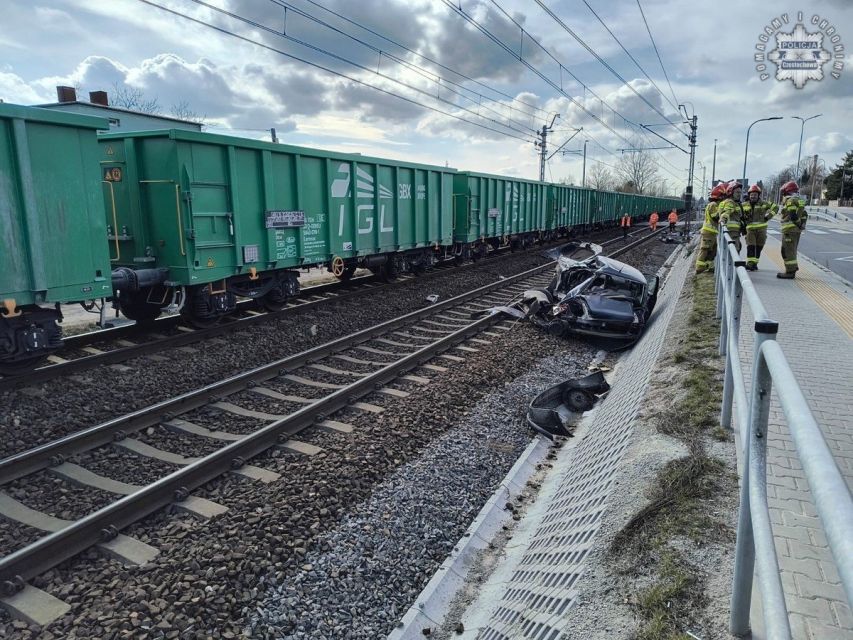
[99,130,455,325]
[0,104,113,373]
[452,171,548,258]
[548,184,594,231]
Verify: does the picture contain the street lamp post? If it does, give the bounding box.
[793,114,822,177]
[743,117,784,190]
[711,139,717,185]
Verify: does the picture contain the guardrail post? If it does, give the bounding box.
[730,318,780,636]
[715,231,724,316]
[721,257,746,429]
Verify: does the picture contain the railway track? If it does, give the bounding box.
[0,230,658,618]
[0,228,645,392]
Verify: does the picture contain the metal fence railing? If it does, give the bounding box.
[714,230,853,638]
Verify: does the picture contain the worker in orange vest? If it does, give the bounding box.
[620,213,631,240]
[668,209,678,232]
[649,211,659,231]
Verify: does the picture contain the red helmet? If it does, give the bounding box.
[781,181,799,195]
[710,184,727,200]
[725,180,742,196]
[748,184,761,194]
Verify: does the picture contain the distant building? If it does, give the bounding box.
[36,86,201,132]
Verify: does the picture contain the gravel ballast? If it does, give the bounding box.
[0,237,678,639]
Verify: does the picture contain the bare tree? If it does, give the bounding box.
[110,82,161,114]
[615,145,660,195]
[556,175,576,186]
[586,163,614,191]
[171,100,206,124]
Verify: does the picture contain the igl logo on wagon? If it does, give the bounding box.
[754,12,845,89]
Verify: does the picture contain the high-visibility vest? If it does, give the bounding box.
[742,201,777,230]
[668,211,678,224]
[701,202,720,234]
[650,212,659,223]
[779,196,806,232]
[621,215,631,227]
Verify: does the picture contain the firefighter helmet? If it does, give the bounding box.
[780,181,799,195]
[725,180,742,196]
[710,183,727,200]
[748,184,762,194]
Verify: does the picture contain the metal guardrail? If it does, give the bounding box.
[713,230,853,638]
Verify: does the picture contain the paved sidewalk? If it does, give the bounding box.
[736,235,853,639]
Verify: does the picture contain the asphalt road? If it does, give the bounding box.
[767,216,853,282]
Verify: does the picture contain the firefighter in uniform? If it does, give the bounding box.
[742,184,777,270]
[695,183,727,273]
[777,181,807,279]
[717,181,746,251]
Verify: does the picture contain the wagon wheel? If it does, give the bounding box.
[261,288,289,312]
[118,292,162,325]
[338,266,357,281]
[330,256,346,278]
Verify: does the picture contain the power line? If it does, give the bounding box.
[479,0,687,180]
[579,0,683,123]
[531,0,683,132]
[282,0,555,122]
[441,0,632,147]
[636,0,679,110]
[136,0,537,144]
[266,0,543,132]
[187,0,538,140]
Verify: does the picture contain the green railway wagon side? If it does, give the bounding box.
[453,172,548,254]
[0,104,113,372]
[99,129,455,324]
[548,184,599,230]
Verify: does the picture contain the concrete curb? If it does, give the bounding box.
[387,435,551,639]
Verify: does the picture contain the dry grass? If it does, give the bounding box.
[609,272,735,639]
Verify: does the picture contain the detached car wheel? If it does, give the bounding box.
[563,388,595,412]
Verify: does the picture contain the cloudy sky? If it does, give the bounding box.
[2,0,851,195]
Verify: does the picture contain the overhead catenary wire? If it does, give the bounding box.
[441,0,633,147]
[278,0,556,122]
[636,0,680,111]
[188,0,538,139]
[478,0,687,184]
[265,0,544,132]
[579,0,684,125]
[530,0,684,134]
[135,0,537,144]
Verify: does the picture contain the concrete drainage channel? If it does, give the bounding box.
[390,245,690,639]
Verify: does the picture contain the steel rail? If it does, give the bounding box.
[1,239,558,390]
[2,229,644,391]
[0,229,661,484]
[0,275,384,392]
[0,262,554,484]
[0,227,665,589]
[0,312,505,585]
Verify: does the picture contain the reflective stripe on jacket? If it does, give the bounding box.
[701,202,719,234]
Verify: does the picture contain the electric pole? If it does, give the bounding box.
[581,139,587,188]
[536,114,559,182]
[685,115,698,211]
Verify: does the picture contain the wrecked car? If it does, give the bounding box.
[507,243,659,343]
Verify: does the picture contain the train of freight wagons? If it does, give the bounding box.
[0,103,682,374]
